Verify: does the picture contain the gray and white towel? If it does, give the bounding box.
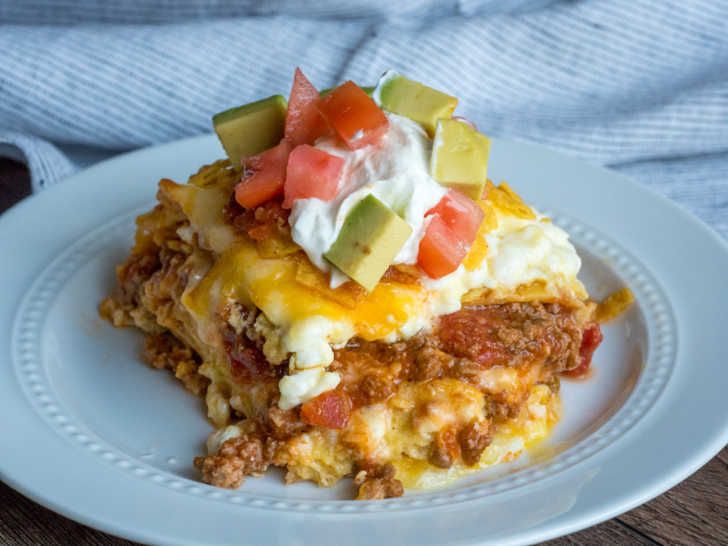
[1,0,726,237]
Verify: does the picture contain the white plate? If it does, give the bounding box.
[1,135,726,546]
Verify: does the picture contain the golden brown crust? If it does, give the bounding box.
[596,287,634,323]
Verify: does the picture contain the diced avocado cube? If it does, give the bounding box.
[430,119,491,200]
[324,195,413,292]
[212,95,287,166]
[373,70,457,136]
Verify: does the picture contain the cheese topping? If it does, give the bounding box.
[417,211,583,317]
[278,368,341,410]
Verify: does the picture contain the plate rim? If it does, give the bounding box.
[1,133,727,546]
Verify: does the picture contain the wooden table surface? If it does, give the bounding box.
[1,157,726,545]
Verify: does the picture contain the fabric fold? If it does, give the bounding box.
[0,132,75,190]
[0,0,725,236]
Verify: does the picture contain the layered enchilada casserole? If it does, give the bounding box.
[101,69,628,499]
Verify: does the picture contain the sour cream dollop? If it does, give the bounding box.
[289,113,446,288]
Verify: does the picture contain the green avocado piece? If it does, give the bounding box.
[212,95,287,166]
[372,70,457,136]
[324,195,413,292]
[430,118,491,200]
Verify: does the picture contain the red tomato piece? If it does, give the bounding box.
[427,190,484,245]
[563,323,603,378]
[285,67,329,146]
[318,81,389,149]
[283,144,344,208]
[234,139,292,209]
[300,389,352,429]
[417,215,468,279]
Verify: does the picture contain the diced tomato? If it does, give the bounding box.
[300,389,352,429]
[427,190,484,245]
[318,81,389,149]
[418,190,483,278]
[234,139,292,208]
[285,68,329,146]
[417,215,468,279]
[282,144,344,208]
[563,324,603,378]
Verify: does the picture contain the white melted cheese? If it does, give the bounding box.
[289,113,446,287]
[206,424,243,454]
[278,367,341,410]
[416,211,582,319]
[284,315,354,369]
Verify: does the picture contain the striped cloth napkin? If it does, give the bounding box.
[1,0,726,237]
